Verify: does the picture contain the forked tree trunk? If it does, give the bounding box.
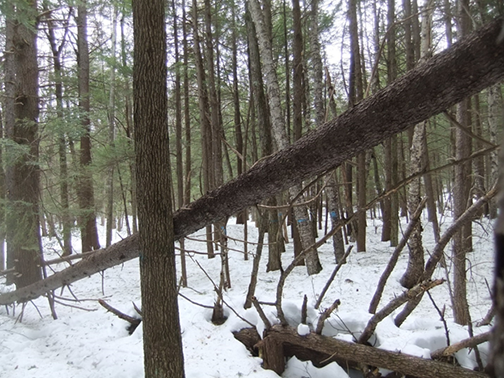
[1,18,503,305]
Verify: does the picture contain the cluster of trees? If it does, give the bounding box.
[1,0,503,376]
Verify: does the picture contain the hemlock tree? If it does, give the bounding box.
[4,0,43,288]
[133,0,185,376]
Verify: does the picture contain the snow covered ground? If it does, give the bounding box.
[0,213,495,378]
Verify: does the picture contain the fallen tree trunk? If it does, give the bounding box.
[249,325,489,378]
[1,18,503,306]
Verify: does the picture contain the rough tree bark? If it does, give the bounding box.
[399,0,433,289]
[452,0,473,326]
[1,18,503,305]
[249,325,489,378]
[76,1,100,253]
[133,0,185,375]
[4,1,43,288]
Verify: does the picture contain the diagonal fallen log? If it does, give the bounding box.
[250,325,489,378]
[1,18,503,306]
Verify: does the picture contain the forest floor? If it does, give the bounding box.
[0,211,495,378]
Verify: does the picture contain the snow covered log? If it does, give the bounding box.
[1,17,503,306]
[243,325,490,378]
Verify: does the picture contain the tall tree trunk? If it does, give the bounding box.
[46,10,72,256]
[133,0,185,375]
[310,0,344,261]
[173,0,187,287]
[232,0,246,225]
[245,3,283,271]
[400,0,433,289]
[382,0,399,246]
[192,0,214,258]
[4,1,43,288]
[249,0,322,275]
[487,83,502,218]
[106,5,118,248]
[349,0,366,252]
[77,1,100,252]
[452,0,472,326]
[182,0,192,207]
[120,10,137,235]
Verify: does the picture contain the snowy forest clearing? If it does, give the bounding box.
[0,214,495,378]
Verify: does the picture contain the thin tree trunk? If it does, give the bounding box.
[400,0,433,289]
[192,0,214,258]
[77,1,100,252]
[487,83,502,218]
[46,10,72,256]
[106,6,118,248]
[452,0,472,325]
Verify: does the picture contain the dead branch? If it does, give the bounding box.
[359,279,445,344]
[431,331,491,360]
[98,299,141,326]
[368,198,427,314]
[315,299,341,334]
[252,296,272,331]
[394,187,496,327]
[315,245,353,309]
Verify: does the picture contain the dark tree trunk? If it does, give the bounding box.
[133,0,185,375]
[2,18,504,305]
[77,2,100,253]
[4,1,43,289]
[452,0,472,325]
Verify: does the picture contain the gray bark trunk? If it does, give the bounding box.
[248,0,321,274]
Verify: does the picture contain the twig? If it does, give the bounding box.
[315,246,353,309]
[251,296,272,331]
[315,299,341,334]
[368,198,427,314]
[53,299,97,312]
[477,303,495,326]
[132,301,142,316]
[426,291,450,346]
[98,299,141,324]
[178,293,213,309]
[191,256,255,328]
